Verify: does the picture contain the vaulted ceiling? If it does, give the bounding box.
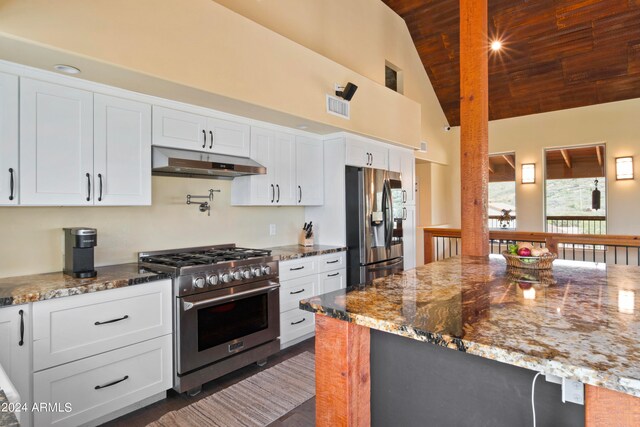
[383,0,640,126]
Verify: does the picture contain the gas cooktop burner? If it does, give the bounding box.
[139,247,272,268]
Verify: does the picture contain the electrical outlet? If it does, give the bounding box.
[545,374,562,385]
[562,378,584,405]
[269,224,276,236]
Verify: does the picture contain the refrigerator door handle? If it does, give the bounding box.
[383,179,393,249]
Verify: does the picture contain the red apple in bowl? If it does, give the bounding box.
[518,247,531,257]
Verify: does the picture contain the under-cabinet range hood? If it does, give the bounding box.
[152,147,266,179]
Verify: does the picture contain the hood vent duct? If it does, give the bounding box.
[152,147,266,180]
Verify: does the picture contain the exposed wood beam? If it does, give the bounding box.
[459,0,489,257]
[502,155,515,170]
[596,146,603,167]
[488,164,495,174]
[561,149,572,169]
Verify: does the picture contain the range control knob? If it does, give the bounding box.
[242,269,253,279]
[207,274,219,286]
[193,276,206,288]
[252,266,263,277]
[261,265,272,275]
[232,270,242,281]
[220,272,231,284]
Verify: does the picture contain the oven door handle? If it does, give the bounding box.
[183,282,279,311]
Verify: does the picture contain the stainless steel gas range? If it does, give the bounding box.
[139,244,280,395]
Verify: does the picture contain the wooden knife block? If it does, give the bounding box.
[299,230,314,247]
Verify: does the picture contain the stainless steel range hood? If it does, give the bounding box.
[152,147,266,179]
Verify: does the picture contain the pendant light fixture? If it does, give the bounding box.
[592,179,601,211]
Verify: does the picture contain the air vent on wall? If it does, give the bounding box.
[326,94,350,119]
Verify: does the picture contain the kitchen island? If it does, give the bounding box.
[300,256,640,426]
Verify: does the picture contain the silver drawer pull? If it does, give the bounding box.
[94,315,129,326]
[95,375,129,390]
[291,318,306,326]
[289,266,305,271]
[327,272,340,277]
[290,289,305,295]
[326,259,339,264]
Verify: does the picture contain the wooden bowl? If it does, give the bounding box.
[501,251,557,270]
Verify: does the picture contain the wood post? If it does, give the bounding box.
[315,315,370,427]
[424,229,434,264]
[459,0,489,257]
[585,385,640,426]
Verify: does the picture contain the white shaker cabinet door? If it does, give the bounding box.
[20,78,94,205]
[250,127,277,204]
[400,150,415,205]
[94,94,152,206]
[403,205,416,270]
[0,305,32,427]
[295,136,323,206]
[275,132,297,205]
[0,72,18,205]
[152,106,208,151]
[208,117,251,157]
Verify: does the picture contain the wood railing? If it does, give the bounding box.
[424,227,640,266]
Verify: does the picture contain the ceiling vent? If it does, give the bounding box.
[326,94,350,119]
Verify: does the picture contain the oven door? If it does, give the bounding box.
[176,281,280,375]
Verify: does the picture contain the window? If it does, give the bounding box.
[385,61,403,94]
[488,153,516,229]
[544,144,606,234]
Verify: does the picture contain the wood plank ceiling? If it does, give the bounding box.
[383,0,640,126]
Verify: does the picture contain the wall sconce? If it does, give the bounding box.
[615,156,634,180]
[521,163,535,184]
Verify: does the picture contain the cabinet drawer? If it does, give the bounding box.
[33,280,172,371]
[279,258,317,281]
[34,334,172,427]
[318,268,347,295]
[280,308,315,344]
[317,251,346,273]
[280,276,317,312]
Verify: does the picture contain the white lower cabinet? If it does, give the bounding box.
[0,304,32,427]
[279,251,346,348]
[34,334,172,427]
[31,280,173,426]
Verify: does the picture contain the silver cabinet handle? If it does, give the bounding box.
[403,207,407,220]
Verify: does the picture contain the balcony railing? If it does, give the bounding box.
[546,215,606,234]
[424,228,640,266]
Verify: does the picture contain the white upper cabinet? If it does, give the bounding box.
[275,132,297,205]
[345,136,388,169]
[94,94,152,206]
[0,72,18,206]
[207,117,251,157]
[295,136,324,206]
[152,106,250,157]
[231,127,302,206]
[152,106,207,151]
[20,78,94,206]
[389,148,415,205]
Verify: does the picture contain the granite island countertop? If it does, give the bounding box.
[0,264,171,307]
[265,244,347,261]
[300,255,640,397]
[0,389,18,427]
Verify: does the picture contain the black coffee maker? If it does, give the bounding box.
[63,228,98,278]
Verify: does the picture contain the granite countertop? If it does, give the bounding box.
[300,255,640,397]
[266,244,347,261]
[0,264,171,307]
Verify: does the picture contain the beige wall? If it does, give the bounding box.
[0,177,304,277]
[0,0,447,150]
[213,0,453,164]
[443,97,640,234]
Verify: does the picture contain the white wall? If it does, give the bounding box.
[0,177,304,277]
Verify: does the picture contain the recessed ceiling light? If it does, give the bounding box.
[297,125,309,130]
[490,40,503,51]
[53,64,81,74]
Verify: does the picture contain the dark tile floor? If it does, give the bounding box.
[101,338,315,427]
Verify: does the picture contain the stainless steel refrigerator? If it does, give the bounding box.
[346,166,404,285]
